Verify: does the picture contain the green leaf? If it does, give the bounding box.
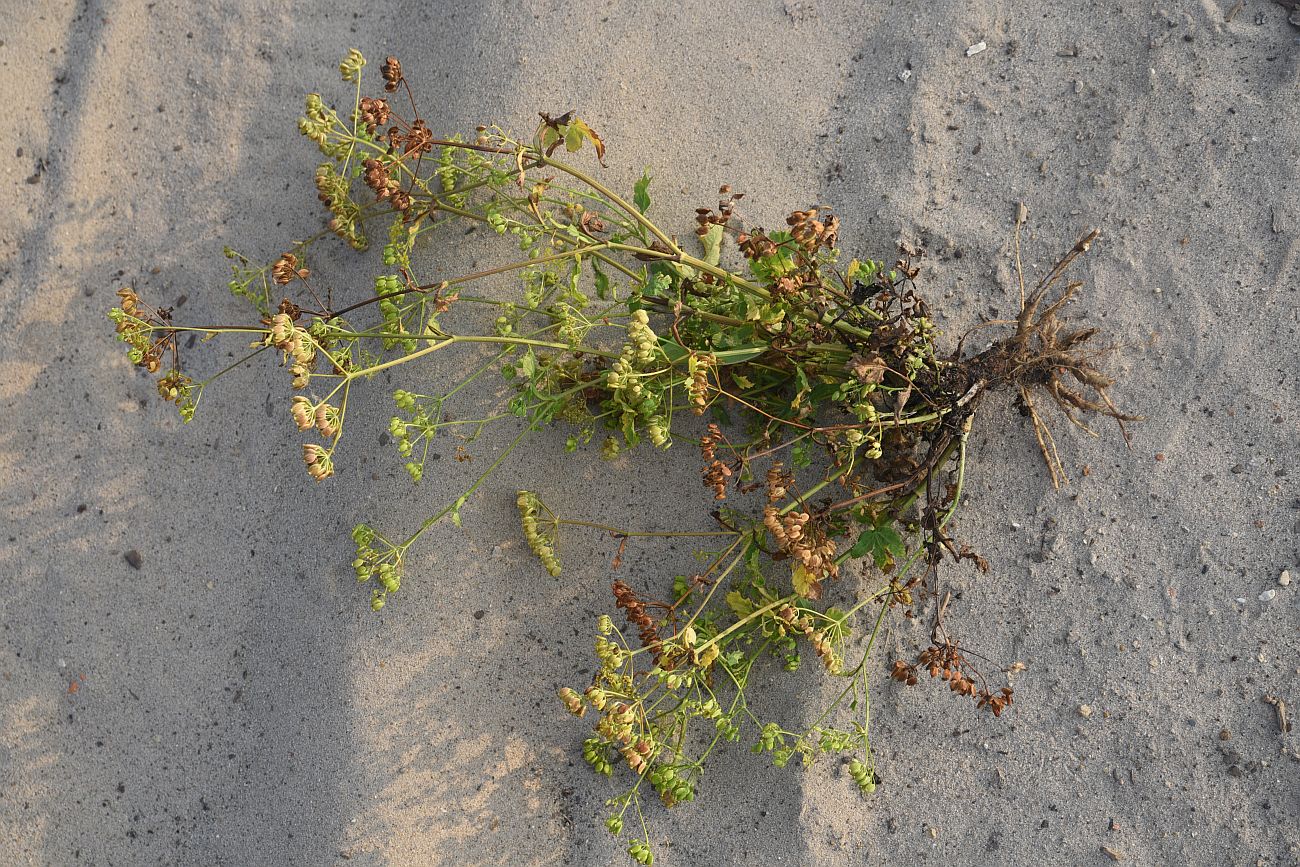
[450,496,467,528]
[620,411,640,448]
[699,223,724,267]
[791,366,811,411]
[745,543,765,583]
[726,590,754,618]
[568,259,582,295]
[790,566,811,600]
[659,340,766,366]
[633,171,652,214]
[519,348,537,379]
[592,260,611,300]
[747,230,798,281]
[847,523,905,569]
[564,124,584,153]
[808,382,840,405]
[663,261,699,283]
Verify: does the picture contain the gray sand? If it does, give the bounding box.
[2,1,1297,864]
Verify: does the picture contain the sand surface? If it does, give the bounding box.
[2,1,1298,864]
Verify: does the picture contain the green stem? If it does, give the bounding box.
[778,446,858,516]
[400,427,530,548]
[347,334,617,380]
[694,594,796,655]
[677,252,881,339]
[197,346,268,387]
[556,519,739,539]
[538,154,679,253]
[413,242,613,293]
[789,598,891,752]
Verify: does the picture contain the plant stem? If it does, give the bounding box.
[346,333,618,380]
[557,519,739,539]
[538,154,679,253]
[693,594,796,655]
[400,427,530,549]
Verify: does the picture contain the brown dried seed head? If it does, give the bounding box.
[381,56,403,91]
[272,253,306,285]
[359,96,391,133]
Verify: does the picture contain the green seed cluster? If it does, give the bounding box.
[382,217,413,268]
[594,636,625,669]
[312,162,367,251]
[583,737,613,776]
[492,302,520,337]
[388,391,437,483]
[627,840,653,865]
[298,93,333,147]
[517,491,562,576]
[437,144,468,207]
[848,758,877,794]
[338,48,366,82]
[350,524,402,610]
[646,764,694,807]
[754,722,785,754]
[605,310,670,448]
[817,727,856,752]
[374,274,417,352]
[600,436,621,460]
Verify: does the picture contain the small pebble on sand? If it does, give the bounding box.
[1079,704,1093,718]
[1279,570,1291,586]
[124,550,143,570]
[1258,589,1276,602]
[966,41,987,57]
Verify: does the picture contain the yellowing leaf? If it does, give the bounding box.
[568,118,607,165]
[792,563,822,600]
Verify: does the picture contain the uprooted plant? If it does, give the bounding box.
[109,50,1135,864]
